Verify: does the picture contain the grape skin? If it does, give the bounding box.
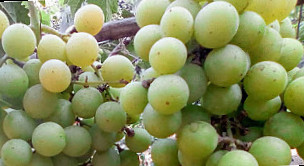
[167,0,201,18]
[28,153,54,166]
[151,139,179,166]
[120,150,140,166]
[23,59,42,87]
[280,17,296,38]
[89,124,117,152]
[125,128,152,153]
[284,77,304,116]
[218,150,258,166]
[1,139,32,166]
[92,148,120,166]
[73,72,101,93]
[206,150,228,166]
[0,10,9,39]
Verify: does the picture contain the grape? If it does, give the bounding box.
[0,64,29,98]
[278,38,304,71]
[141,67,160,81]
[268,20,280,32]
[115,131,124,142]
[177,121,218,160]
[23,84,58,119]
[37,35,66,63]
[167,0,201,18]
[120,150,139,166]
[177,63,208,103]
[74,4,104,35]
[89,124,117,152]
[92,148,120,166]
[108,87,123,101]
[2,23,36,60]
[194,1,239,48]
[101,55,134,87]
[63,126,92,157]
[239,127,263,142]
[142,104,182,138]
[178,150,207,166]
[72,87,104,118]
[249,136,291,166]
[244,96,281,121]
[1,139,32,166]
[66,32,99,67]
[0,129,8,158]
[23,59,42,87]
[148,75,189,115]
[28,153,53,166]
[218,150,258,166]
[151,139,179,166]
[149,37,187,74]
[125,128,152,153]
[52,153,78,166]
[293,67,304,80]
[135,0,170,27]
[204,44,249,87]
[206,150,228,166]
[0,10,9,39]
[230,11,266,51]
[202,84,242,115]
[77,148,94,164]
[134,25,162,61]
[284,77,304,116]
[32,122,66,157]
[39,59,71,93]
[180,105,211,130]
[95,102,127,132]
[46,99,75,128]
[287,67,300,83]
[73,72,101,93]
[126,114,140,124]
[244,61,287,101]
[280,17,296,38]
[264,112,304,148]
[214,0,251,13]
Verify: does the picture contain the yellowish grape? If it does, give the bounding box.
[0,10,9,39]
[214,0,252,13]
[280,17,296,38]
[167,0,201,18]
[141,67,160,81]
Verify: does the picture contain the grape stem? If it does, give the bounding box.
[226,120,237,150]
[28,1,41,43]
[218,136,252,151]
[0,55,8,67]
[71,80,105,86]
[297,4,303,39]
[41,25,70,42]
[0,98,12,108]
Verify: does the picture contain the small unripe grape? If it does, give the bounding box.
[167,0,201,18]
[0,129,8,158]
[52,153,78,166]
[141,67,160,81]
[178,150,207,166]
[293,67,304,80]
[27,153,53,166]
[23,59,42,87]
[287,67,300,83]
[218,150,258,166]
[278,38,303,71]
[92,148,120,166]
[284,77,304,116]
[73,71,101,93]
[214,0,252,13]
[151,139,179,166]
[206,150,228,166]
[89,124,117,152]
[1,139,32,166]
[0,10,9,39]
[120,150,139,166]
[180,105,211,130]
[268,20,280,32]
[239,127,263,142]
[46,99,75,128]
[280,17,296,38]
[125,128,152,153]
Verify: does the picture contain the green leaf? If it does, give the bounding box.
[67,0,84,16]
[41,10,51,26]
[0,2,30,24]
[87,0,118,22]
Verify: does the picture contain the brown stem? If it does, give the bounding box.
[297,4,303,39]
[298,0,304,5]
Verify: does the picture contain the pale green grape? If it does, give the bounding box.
[287,67,300,83]
[178,150,207,166]
[167,0,201,18]
[218,150,258,166]
[284,77,304,116]
[32,122,66,157]
[180,105,211,130]
[206,150,228,166]
[280,17,296,38]
[46,99,75,128]
[28,153,53,166]
[149,37,187,74]
[120,150,139,166]
[23,59,42,87]
[293,67,304,80]
[126,114,140,124]
[92,148,120,166]
[0,10,9,39]
[1,139,32,166]
[37,34,66,63]
[151,139,179,166]
[73,72,101,93]
[108,87,123,101]
[115,131,124,142]
[125,128,152,153]
[268,20,280,32]
[141,67,160,81]
[1,94,24,110]
[194,1,239,48]
[52,153,78,166]
[77,148,94,164]
[89,124,116,152]
[239,127,263,142]
[214,0,252,13]
[0,128,8,158]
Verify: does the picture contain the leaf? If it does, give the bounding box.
[41,10,51,26]
[67,0,84,16]
[87,0,118,22]
[0,2,30,24]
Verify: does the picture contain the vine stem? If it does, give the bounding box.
[0,55,8,67]
[41,25,70,42]
[28,1,41,43]
[227,121,237,150]
[297,4,303,39]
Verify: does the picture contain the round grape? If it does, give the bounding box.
[1,139,32,166]
[125,128,152,153]
[23,59,42,87]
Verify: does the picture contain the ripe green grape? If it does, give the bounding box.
[92,148,120,166]
[148,75,189,115]
[108,87,123,101]
[149,37,187,74]
[73,72,101,93]
[125,128,152,153]
[0,10,9,39]
[23,84,58,119]
[151,139,179,166]
[142,104,182,138]
[0,129,8,158]
[287,67,300,83]
[167,0,201,18]
[89,124,117,152]
[239,127,263,142]
[214,0,251,13]
[32,122,66,157]
[23,59,42,87]
[206,150,228,166]
[194,1,239,48]
[126,113,140,124]
[284,77,304,116]
[202,84,242,115]
[178,150,207,166]
[180,105,211,130]
[264,112,304,148]
[37,35,66,63]
[120,82,148,115]
[160,7,193,43]
[52,153,78,166]
[101,55,134,87]
[268,20,280,32]
[249,136,291,166]
[134,25,162,61]
[28,153,53,166]
[204,44,249,87]
[39,59,71,93]
[66,32,99,67]
[120,150,139,166]
[293,67,304,80]
[135,0,170,27]
[72,87,104,118]
[278,38,304,71]
[141,67,160,81]
[218,150,258,166]
[177,63,208,103]
[46,99,75,128]
[2,23,36,60]
[244,61,287,101]
[74,4,104,35]
[95,102,127,132]
[0,64,29,98]
[1,139,32,166]
[280,17,296,38]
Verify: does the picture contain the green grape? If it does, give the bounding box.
[141,67,160,81]
[23,84,58,119]
[264,112,304,148]
[108,87,123,101]
[180,105,211,130]
[23,59,42,87]
[293,67,304,80]
[206,150,228,166]
[239,127,263,142]
[32,122,66,157]
[149,37,187,74]
[77,148,94,164]
[202,84,242,115]
[92,148,120,166]
[267,20,280,32]
[89,124,116,152]
[0,64,29,98]
[3,110,37,141]
[204,44,249,87]
[280,17,296,38]
[2,23,36,60]
[1,94,24,110]
[148,75,189,115]
[95,102,127,132]
[177,63,208,103]
[248,27,283,64]
[0,129,8,158]
[28,153,53,166]
[0,10,9,39]
[287,67,300,83]
[74,4,104,35]
[194,1,239,48]
[244,61,287,101]
[142,104,182,138]
[1,139,32,166]
[101,55,134,87]
[72,87,104,118]
[230,11,266,51]
[46,99,75,128]
[151,139,179,166]
[73,72,101,93]
[39,59,71,93]
[126,113,140,124]
[115,131,124,142]
[120,150,139,166]
[167,0,201,18]
[284,77,304,116]
[160,7,193,43]
[249,136,291,166]
[218,150,258,166]
[278,38,304,71]
[63,126,92,157]
[125,128,152,153]
[37,34,67,63]
[178,150,207,166]
[52,153,78,166]
[134,25,162,61]
[66,32,99,67]
[120,82,148,115]
[135,0,170,27]
[177,121,218,160]
[244,96,281,121]
[214,0,252,13]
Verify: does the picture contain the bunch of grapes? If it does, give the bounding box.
[0,0,303,165]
